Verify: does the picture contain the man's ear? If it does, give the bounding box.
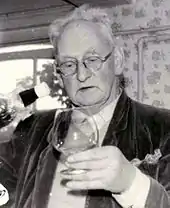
[114,47,124,75]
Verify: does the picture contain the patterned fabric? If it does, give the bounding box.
[110,0,170,109]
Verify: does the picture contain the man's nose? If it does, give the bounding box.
[77,62,92,82]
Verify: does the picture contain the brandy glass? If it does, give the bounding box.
[51,107,99,175]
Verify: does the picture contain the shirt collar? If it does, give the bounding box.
[92,91,121,130]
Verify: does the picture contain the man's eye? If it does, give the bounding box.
[86,57,99,62]
[62,62,75,68]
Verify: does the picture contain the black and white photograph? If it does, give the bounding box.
[0,0,170,207]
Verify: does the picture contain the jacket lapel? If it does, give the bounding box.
[31,145,60,208]
[29,111,71,208]
[101,91,137,161]
[102,91,130,147]
[16,110,56,208]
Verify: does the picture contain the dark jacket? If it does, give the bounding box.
[1,91,170,208]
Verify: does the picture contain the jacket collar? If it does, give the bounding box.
[102,90,130,146]
[111,90,130,132]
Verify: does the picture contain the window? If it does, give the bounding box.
[0,44,67,110]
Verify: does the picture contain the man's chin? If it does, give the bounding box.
[75,89,103,105]
[75,99,104,108]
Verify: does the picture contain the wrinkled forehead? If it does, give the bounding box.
[57,20,112,59]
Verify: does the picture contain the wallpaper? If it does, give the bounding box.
[111,0,170,109]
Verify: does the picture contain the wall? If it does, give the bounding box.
[0,1,74,46]
[111,0,170,109]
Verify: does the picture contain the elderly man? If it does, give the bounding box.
[1,4,170,208]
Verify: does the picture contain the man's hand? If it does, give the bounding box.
[61,146,136,193]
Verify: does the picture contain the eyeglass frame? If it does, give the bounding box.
[53,49,114,77]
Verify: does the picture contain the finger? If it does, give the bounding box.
[65,180,104,190]
[61,169,104,181]
[67,158,109,170]
[67,146,114,163]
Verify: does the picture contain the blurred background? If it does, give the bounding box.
[1,0,170,110]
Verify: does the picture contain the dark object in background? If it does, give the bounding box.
[0,82,50,128]
[19,88,38,107]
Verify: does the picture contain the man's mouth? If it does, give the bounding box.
[79,86,95,92]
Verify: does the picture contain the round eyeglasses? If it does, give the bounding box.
[54,50,113,77]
